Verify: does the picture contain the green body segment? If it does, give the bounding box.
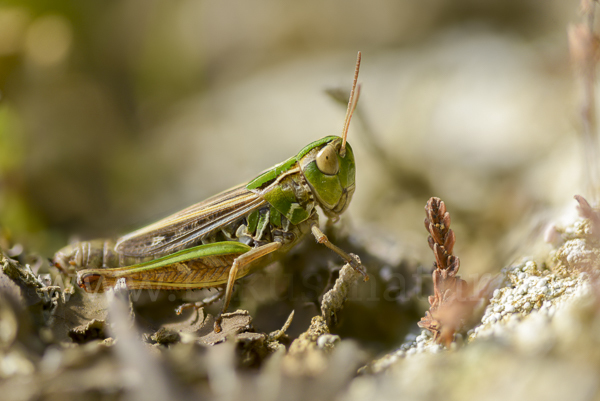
[256,209,270,238]
[269,207,282,227]
[246,155,298,190]
[261,183,310,225]
[302,142,355,209]
[296,136,340,160]
[247,210,259,233]
[302,162,343,208]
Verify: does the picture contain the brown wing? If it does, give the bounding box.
[115,184,267,257]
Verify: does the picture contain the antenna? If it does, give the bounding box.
[340,51,361,157]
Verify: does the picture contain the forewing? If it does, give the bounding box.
[115,184,267,257]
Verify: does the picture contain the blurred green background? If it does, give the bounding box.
[0,0,583,279]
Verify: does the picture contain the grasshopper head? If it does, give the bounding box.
[297,52,361,219]
[298,136,356,219]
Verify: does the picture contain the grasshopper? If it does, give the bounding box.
[53,52,368,332]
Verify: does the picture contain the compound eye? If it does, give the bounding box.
[316,144,339,175]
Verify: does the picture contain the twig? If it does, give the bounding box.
[321,259,364,327]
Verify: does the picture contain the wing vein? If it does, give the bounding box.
[115,186,266,257]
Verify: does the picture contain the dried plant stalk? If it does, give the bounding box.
[569,0,600,200]
[418,197,471,346]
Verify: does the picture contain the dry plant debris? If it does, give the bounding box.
[321,260,365,327]
[418,197,482,346]
[68,319,107,344]
[364,193,600,376]
[0,239,369,391]
[282,262,366,375]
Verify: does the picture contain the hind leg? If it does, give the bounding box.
[214,241,282,333]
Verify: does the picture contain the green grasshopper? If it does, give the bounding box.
[53,52,368,332]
